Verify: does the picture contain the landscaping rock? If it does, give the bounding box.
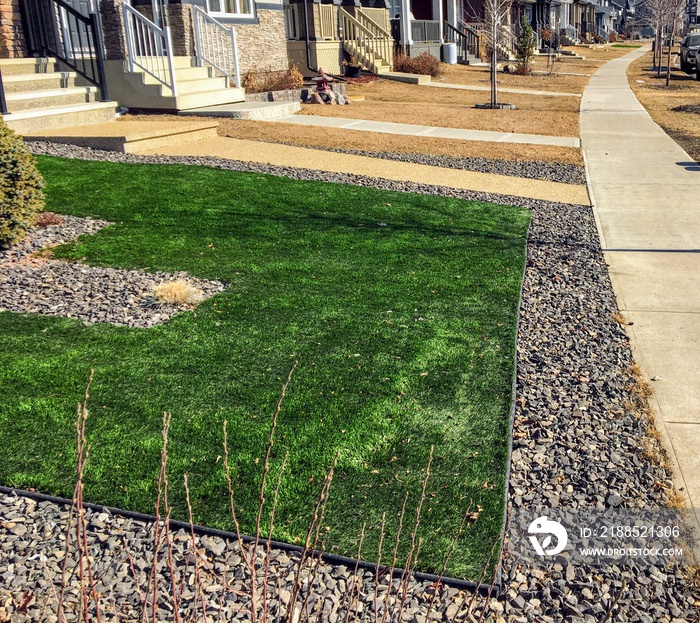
[0,141,695,622]
[0,215,226,328]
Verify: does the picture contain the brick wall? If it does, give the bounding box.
[0,0,26,58]
[236,9,289,75]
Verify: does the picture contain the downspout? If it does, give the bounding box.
[304,0,319,71]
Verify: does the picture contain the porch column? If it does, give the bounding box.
[401,0,412,45]
[437,0,443,41]
[446,0,456,25]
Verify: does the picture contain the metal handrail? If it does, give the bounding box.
[444,21,480,59]
[0,69,8,116]
[193,6,241,88]
[122,2,177,96]
[18,0,109,101]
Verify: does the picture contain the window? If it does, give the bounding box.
[207,0,253,17]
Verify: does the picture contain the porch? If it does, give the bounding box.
[283,0,472,77]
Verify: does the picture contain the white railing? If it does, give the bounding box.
[122,2,177,95]
[340,8,393,74]
[193,6,241,88]
[317,4,337,40]
[596,25,610,42]
[560,24,579,42]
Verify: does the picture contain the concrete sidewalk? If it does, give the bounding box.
[144,136,589,205]
[581,46,700,550]
[269,115,581,149]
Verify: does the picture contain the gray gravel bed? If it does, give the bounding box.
[271,144,588,186]
[0,214,226,328]
[0,260,226,328]
[0,142,696,621]
[0,214,110,264]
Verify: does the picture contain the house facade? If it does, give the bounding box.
[283,0,465,76]
[0,0,291,119]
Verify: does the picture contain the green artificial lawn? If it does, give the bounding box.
[0,156,529,579]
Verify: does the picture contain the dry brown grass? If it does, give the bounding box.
[612,311,627,324]
[123,113,585,165]
[627,51,700,162]
[626,363,654,401]
[153,279,203,306]
[35,212,64,228]
[294,46,633,136]
[297,77,581,136]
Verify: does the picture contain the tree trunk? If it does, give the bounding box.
[491,30,498,107]
[666,23,675,87]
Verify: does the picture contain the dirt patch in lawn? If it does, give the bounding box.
[123,114,584,165]
[299,78,581,137]
[627,51,700,162]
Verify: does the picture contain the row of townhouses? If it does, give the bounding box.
[0,0,633,129]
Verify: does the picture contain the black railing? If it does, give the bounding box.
[444,21,480,60]
[0,69,8,115]
[19,0,109,101]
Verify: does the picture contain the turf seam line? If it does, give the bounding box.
[0,485,498,596]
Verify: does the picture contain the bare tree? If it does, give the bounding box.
[481,0,514,106]
[637,0,672,73]
[664,0,686,85]
[636,0,686,82]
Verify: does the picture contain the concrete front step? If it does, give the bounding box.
[381,72,432,85]
[141,66,214,85]
[23,120,220,154]
[173,87,246,111]
[169,76,229,96]
[179,101,301,121]
[132,56,199,69]
[560,50,586,59]
[0,57,59,75]
[2,101,117,134]
[4,87,100,112]
[2,72,78,93]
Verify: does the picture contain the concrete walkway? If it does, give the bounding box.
[581,46,700,549]
[145,136,589,205]
[270,115,581,149]
[427,81,582,98]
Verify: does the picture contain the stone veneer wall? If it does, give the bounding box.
[99,0,127,61]
[0,0,26,58]
[235,9,289,75]
[97,2,287,75]
[98,1,192,60]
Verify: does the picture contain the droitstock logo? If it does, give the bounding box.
[528,516,569,556]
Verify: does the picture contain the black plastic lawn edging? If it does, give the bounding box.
[0,485,498,597]
[494,214,532,592]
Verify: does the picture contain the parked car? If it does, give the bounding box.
[680,33,700,74]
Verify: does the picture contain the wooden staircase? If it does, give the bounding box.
[340,8,393,75]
